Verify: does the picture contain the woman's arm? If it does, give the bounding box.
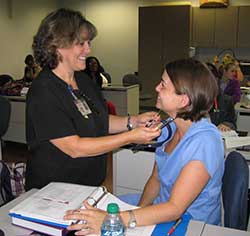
[138,163,160,207]
[109,112,160,134]
[50,126,161,158]
[64,160,210,234]
[127,160,210,226]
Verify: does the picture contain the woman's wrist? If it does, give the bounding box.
[127,114,138,130]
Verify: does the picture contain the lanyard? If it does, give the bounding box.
[67,85,92,118]
[67,85,78,100]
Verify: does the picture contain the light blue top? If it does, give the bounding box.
[153,119,224,225]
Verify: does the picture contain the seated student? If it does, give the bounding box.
[83,56,109,88]
[220,62,241,104]
[64,59,225,234]
[206,63,236,131]
[23,54,40,84]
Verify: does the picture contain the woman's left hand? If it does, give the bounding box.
[64,201,106,235]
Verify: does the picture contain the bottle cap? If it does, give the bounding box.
[107,203,119,214]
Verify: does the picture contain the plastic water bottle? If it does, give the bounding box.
[101,203,125,236]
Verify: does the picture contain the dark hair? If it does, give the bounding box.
[84,56,104,88]
[32,8,97,69]
[24,54,34,65]
[165,58,218,121]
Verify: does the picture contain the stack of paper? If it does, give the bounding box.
[221,131,250,149]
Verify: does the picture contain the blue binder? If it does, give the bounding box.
[151,214,191,236]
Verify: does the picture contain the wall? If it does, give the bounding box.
[1,0,250,82]
[46,0,250,84]
[0,0,59,80]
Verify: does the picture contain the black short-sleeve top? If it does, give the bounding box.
[25,68,109,190]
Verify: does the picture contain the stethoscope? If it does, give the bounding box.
[131,117,175,153]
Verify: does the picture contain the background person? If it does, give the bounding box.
[64,59,224,235]
[25,8,161,190]
[83,56,109,88]
[23,54,40,84]
[220,62,241,104]
[206,63,236,131]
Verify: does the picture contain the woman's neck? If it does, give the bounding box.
[52,66,77,88]
[174,118,193,139]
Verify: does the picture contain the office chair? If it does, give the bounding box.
[0,74,13,87]
[122,74,142,90]
[222,151,249,230]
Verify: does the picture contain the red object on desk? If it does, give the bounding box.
[166,218,182,236]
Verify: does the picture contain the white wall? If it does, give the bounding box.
[0,0,59,80]
[62,0,250,84]
[0,0,250,82]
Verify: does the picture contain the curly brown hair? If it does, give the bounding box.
[32,8,97,69]
[165,59,218,121]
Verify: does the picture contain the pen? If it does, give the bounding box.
[166,218,182,236]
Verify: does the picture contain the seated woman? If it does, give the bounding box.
[220,62,241,104]
[206,63,236,131]
[23,54,40,84]
[83,56,110,88]
[64,58,225,234]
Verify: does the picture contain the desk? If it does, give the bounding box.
[0,189,37,236]
[201,223,250,236]
[235,102,250,134]
[1,189,249,236]
[102,84,139,116]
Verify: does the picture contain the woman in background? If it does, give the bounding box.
[64,59,224,235]
[221,62,241,104]
[25,8,161,190]
[206,62,236,131]
[83,56,109,88]
[23,54,40,84]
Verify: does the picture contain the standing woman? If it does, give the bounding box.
[64,59,224,234]
[25,8,161,190]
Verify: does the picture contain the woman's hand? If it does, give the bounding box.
[129,126,161,144]
[64,201,106,235]
[132,111,161,128]
[217,123,231,132]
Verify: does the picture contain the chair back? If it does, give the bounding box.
[0,74,13,87]
[0,96,11,137]
[222,151,249,230]
[122,74,142,90]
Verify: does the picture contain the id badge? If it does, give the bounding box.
[74,98,92,118]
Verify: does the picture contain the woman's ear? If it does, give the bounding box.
[179,94,190,108]
[56,49,63,62]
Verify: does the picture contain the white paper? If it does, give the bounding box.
[10,182,155,236]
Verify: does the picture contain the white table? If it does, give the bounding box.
[201,223,250,236]
[235,102,250,134]
[1,189,248,236]
[0,189,37,236]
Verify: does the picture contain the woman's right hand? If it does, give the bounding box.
[128,126,161,144]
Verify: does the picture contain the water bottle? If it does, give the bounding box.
[101,203,125,236]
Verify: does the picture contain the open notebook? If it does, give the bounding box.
[9,182,154,236]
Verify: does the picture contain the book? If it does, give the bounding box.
[11,217,67,236]
[9,182,155,236]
